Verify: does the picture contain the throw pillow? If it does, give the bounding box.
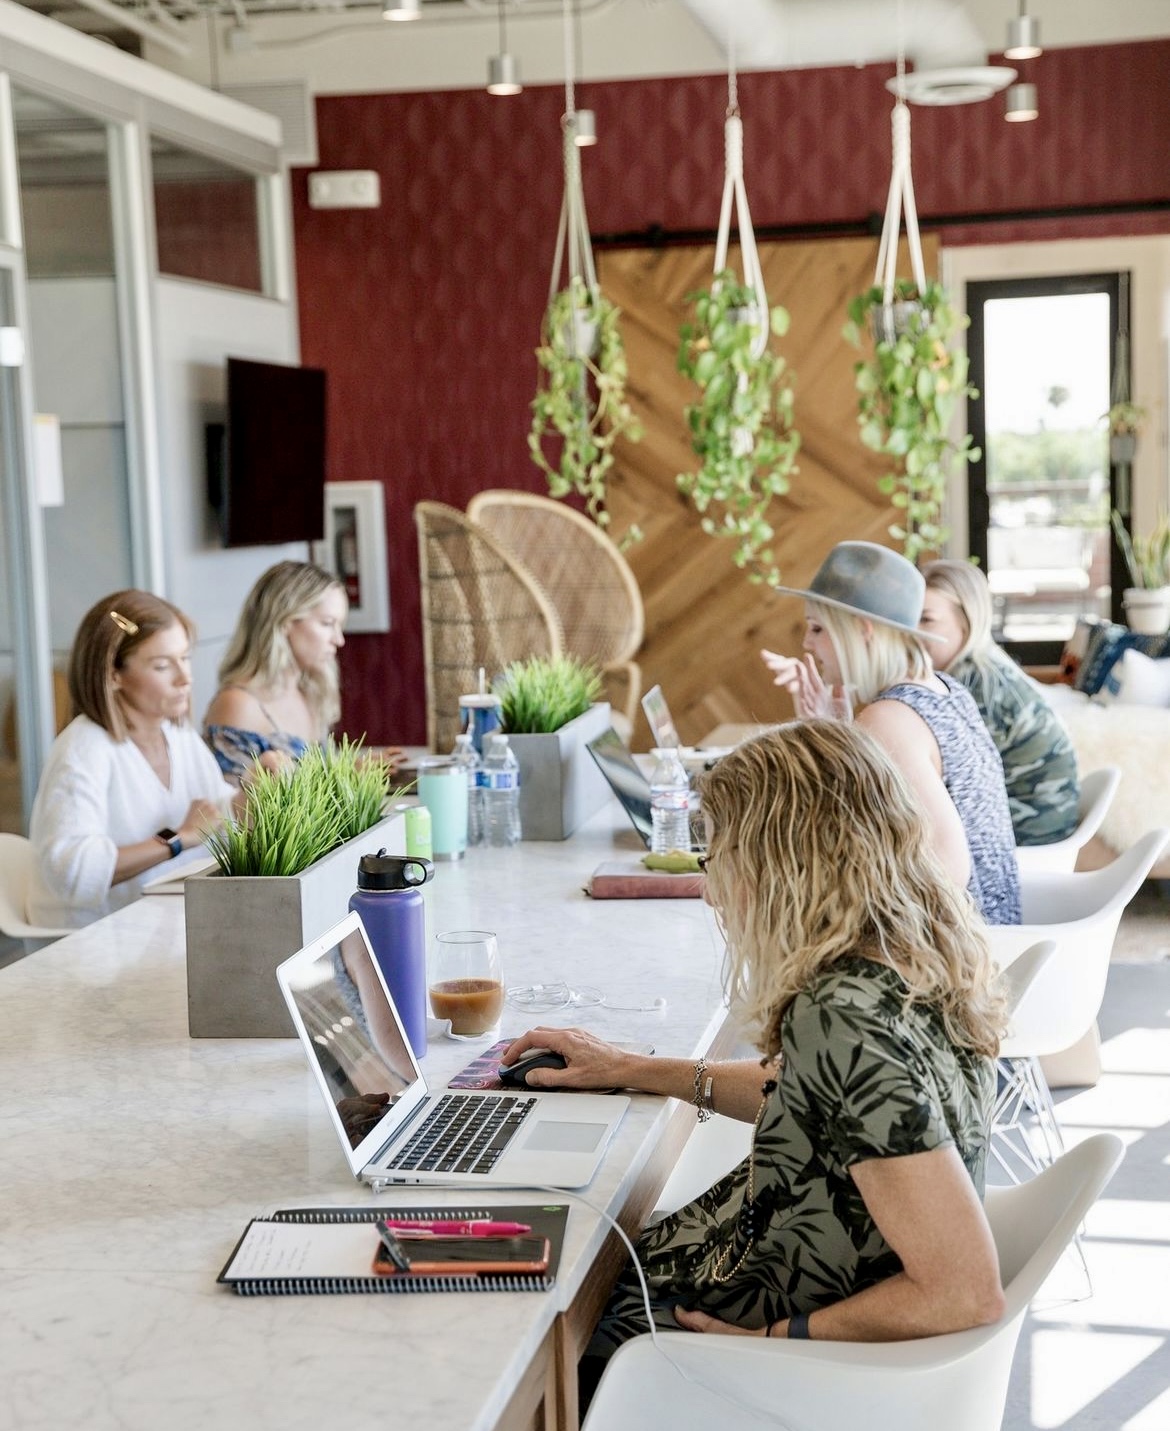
[1096,648,1170,707]
[1074,621,1170,697]
[1059,615,1106,684]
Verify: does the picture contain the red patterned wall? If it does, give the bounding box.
[292,40,1170,746]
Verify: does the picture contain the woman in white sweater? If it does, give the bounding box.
[28,590,235,929]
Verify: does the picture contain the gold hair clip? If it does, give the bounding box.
[109,610,139,636]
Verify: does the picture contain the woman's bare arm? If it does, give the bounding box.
[678,1143,1004,1340]
[501,1026,774,1122]
[858,699,972,891]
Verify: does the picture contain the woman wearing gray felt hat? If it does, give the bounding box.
[761,540,1021,926]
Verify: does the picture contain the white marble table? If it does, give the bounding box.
[0,809,733,1431]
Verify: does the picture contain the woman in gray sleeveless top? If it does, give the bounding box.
[763,542,1020,925]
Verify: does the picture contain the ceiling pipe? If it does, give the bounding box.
[676,0,986,71]
[61,0,192,54]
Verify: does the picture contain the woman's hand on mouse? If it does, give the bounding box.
[501,1027,649,1091]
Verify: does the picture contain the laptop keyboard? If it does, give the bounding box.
[386,1093,538,1175]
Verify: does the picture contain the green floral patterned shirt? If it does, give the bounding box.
[588,957,994,1353]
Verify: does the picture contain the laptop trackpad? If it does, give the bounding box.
[525,1120,607,1153]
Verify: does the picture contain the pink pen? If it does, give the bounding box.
[381,1219,532,1237]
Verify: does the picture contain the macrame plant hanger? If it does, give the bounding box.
[713,42,769,362]
[547,0,597,355]
[873,2,927,333]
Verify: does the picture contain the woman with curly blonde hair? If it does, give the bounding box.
[503,721,1007,1385]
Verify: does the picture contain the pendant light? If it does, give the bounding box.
[1005,2,1042,61]
[1004,82,1038,122]
[486,0,521,96]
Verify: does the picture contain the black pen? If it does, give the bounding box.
[376,1221,413,1271]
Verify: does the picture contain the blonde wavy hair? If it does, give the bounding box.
[697,720,1005,1061]
[217,562,345,732]
[809,598,933,706]
[921,559,995,670]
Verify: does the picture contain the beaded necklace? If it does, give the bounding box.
[709,1076,778,1283]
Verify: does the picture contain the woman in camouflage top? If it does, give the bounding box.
[922,559,1080,845]
[503,721,1008,1365]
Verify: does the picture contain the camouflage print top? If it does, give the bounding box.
[950,646,1080,846]
[586,958,994,1356]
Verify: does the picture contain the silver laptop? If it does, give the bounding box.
[586,726,706,852]
[277,911,629,1189]
[641,683,681,751]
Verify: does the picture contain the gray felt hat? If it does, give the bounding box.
[773,541,942,641]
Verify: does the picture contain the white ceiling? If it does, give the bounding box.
[13,0,1170,98]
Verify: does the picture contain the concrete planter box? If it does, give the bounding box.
[184,811,406,1038]
[509,702,612,842]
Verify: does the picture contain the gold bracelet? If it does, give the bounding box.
[692,1058,713,1122]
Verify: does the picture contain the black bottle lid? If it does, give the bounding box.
[357,848,434,890]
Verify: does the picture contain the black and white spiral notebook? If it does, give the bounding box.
[217,1202,568,1296]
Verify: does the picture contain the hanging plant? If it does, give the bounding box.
[1104,400,1146,466]
[844,278,978,564]
[676,270,800,584]
[529,275,643,541]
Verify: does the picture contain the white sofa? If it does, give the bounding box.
[1042,679,1170,878]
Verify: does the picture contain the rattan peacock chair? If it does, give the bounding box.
[414,501,564,753]
[466,489,644,730]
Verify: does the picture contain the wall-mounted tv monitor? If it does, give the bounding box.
[206,356,327,547]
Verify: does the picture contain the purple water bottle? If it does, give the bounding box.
[349,849,434,1059]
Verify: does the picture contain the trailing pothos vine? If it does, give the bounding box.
[528,277,643,546]
[844,279,978,564]
[676,270,800,585]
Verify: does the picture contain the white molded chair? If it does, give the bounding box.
[1015,766,1122,876]
[654,941,1059,1221]
[0,833,71,939]
[583,1133,1124,1431]
[987,827,1170,1090]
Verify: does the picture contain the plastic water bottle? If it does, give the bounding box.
[479,732,522,847]
[650,747,691,855]
[451,732,483,847]
[349,850,434,1059]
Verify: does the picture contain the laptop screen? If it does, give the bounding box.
[641,684,681,751]
[278,913,427,1173]
[586,726,654,845]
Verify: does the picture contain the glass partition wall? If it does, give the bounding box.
[0,42,286,833]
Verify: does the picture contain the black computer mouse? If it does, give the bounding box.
[498,1047,569,1088]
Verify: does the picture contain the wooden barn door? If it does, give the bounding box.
[599,234,940,748]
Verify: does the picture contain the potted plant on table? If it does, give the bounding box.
[1111,509,1170,635]
[529,277,644,548]
[494,654,610,841]
[844,278,979,564]
[185,740,407,1038]
[676,269,801,586]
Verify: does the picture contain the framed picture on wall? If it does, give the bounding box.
[313,481,391,633]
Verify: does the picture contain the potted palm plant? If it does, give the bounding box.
[528,277,643,546]
[1111,509,1170,635]
[185,740,407,1037]
[494,654,610,840]
[845,278,978,564]
[676,269,800,585]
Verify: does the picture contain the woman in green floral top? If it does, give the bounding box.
[503,721,1007,1370]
